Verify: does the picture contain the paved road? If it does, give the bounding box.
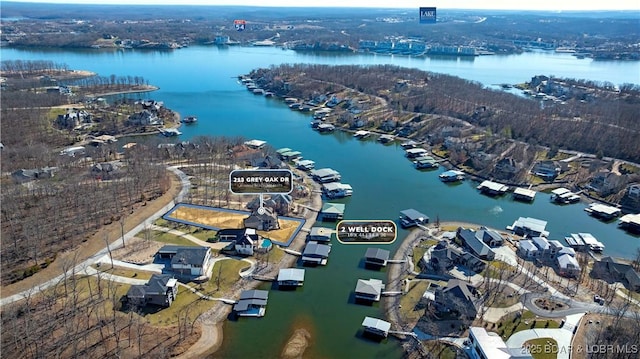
[0,166,191,307]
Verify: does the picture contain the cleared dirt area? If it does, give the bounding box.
[167,205,301,243]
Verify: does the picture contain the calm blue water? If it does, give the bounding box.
[2,45,639,358]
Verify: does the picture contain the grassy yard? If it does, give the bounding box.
[150,230,200,247]
[524,338,559,359]
[619,287,640,302]
[189,258,250,296]
[399,280,430,324]
[143,287,216,326]
[421,341,461,359]
[482,261,516,279]
[92,264,155,281]
[493,311,561,341]
[412,239,438,268]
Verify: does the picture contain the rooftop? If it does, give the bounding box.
[364,247,390,261]
[277,268,306,283]
[362,316,391,333]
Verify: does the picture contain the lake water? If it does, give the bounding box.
[2,45,639,358]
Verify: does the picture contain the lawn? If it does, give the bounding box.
[399,280,430,324]
[421,341,461,359]
[524,338,559,359]
[493,310,561,341]
[189,258,250,296]
[412,239,438,268]
[482,261,516,279]
[151,230,200,247]
[143,287,216,326]
[92,264,155,280]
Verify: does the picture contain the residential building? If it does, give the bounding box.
[127,109,162,126]
[244,207,280,231]
[11,167,58,183]
[456,228,497,260]
[126,274,178,308]
[517,240,539,259]
[427,241,486,273]
[355,278,384,302]
[433,279,479,320]
[468,327,532,359]
[532,237,551,257]
[157,246,212,278]
[556,254,581,277]
[547,240,564,257]
[592,257,640,292]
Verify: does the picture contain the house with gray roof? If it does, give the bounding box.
[532,236,551,257]
[433,279,479,320]
[457,228,496,260]
[157,245,212,278]
[427,241,486,273]
[126,274,178,308]
[556,254,581,277]
[517,240,539,259]
[592,256,640,292]
[244,206,280,231]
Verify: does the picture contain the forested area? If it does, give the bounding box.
[251,64,640,163]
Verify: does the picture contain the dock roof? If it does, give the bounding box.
[277,268,305,283]
[239,289,269,301]
[311,168,340,178]
[400,209,428,221]
[365,247,390,261]
[234,298,267,312]
[355,278,384,296]
[321,203,346,215]
[309,227,332,239]
[587,203,621,216]
[322,182,352,192]
[302,242,331,258]
[620,213,640,226]
[513,187,537,199]
[276,148,292,154]
[512,217,548,235]
[362,317,391,333]
[244,139,266,148]
[478,180,509,192]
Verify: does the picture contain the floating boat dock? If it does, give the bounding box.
[439,170,465,182]
[477,180,509,196]
[513,187,537,202]
[550,187,581,204]
[585,203,622,220]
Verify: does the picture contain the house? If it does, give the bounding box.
[157,246,212,278]
[233,232,272,256]
[233,290,269,317]
[11,167,58,183]
[468,327,533,359]
[492,157,518,180]
[247,194,293,215]
[532,160,561,181]
[433,279,478,320]
[547,240,564,257]
[126,274,178,308]
[556,254,581,277]
[361,317,391,338]
[587,171,626,197]
[354,278,384,302]
[517,240,539,259]
[532,236,551,258]
[592,257,640,292]
[427,241,486,273]
[364,248,390,268]
[507,217,549,238]
[307,227,332,242]
[277,268,305,287]
[320,203,345,221]
[127,109,162,126]
[399,209,429,228]
[218,228,258,242]
[91,161,121,179]
[301,242,331,265]
[244,207,280,231]
[249,154,285,169]
[456,228,496,260]
[56,109,91,129]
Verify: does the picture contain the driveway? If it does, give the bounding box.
[506,328,574,359]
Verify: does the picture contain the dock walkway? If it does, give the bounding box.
[284,248,302,256]
[386,259,407,264]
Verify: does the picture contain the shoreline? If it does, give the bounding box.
[177,170,322,358]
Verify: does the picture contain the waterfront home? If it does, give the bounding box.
[364,248,390,268]
[12,166,58,183]
[414,156,439,169]
[128,109,162,126]
[507,217,549,238]
[456,228,496,260]
[468,327,532,359]
[439,170,465,182]
[517,240,539,259]
[232,232,272,256]
[157,245,212,278]
[564,232,605,252]
[353,130,371,139]
[301,242,331,265]
[550,187,581,204]
[295,159,315,171]
[244,139,267,149]
[547,240,565,257]
[512,187,537,202]
[427,241,486,273]
[249,154,285,169]
[532,236,551,258]
[405,147,428,159]
[477,180,509,196]
[126,274,178,308]
[316,123,335,132]
[234,290,269,317]
[556,254,581,277]
[619,213,640,233]
[399,209,429,228]
[584,203,622,221]
[433,279,479,320]
[320,203,346,221]
[354,278,384,302]
[322,182,353,199]
[592,257,640,292]
[277,268,305,287]
[310,168,341,183]
[217,228,259,242]
[361,317,391,338]
[307,227,332,242]
[244,207,280,231]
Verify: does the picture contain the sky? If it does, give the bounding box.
[4,0,640,11]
